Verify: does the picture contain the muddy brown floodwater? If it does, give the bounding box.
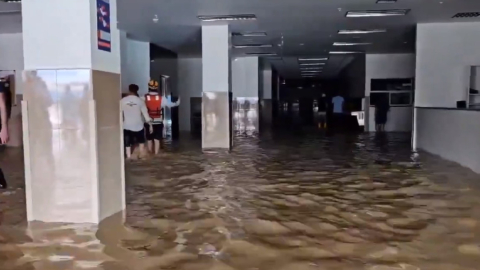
[1,132,480,270]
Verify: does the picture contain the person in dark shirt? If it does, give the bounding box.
[0,78,10,189]
[375,95,390,132]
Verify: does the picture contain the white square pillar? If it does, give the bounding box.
[201,24,232,149]
[21,0,124,223]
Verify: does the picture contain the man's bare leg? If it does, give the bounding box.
[125,146,133,160]
[147,140,154,153]
[154,139,161,155]
[138,143,149,159]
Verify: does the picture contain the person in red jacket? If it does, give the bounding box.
[142,80,180,155]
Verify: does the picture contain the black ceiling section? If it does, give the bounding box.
[150,43,177,60]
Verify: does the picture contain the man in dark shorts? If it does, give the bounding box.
[142,80,180,155]
[121,84,152,160]
[0,78,10,188]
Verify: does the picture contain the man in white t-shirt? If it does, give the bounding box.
[121,84,152,160]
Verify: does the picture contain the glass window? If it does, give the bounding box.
[390,92,412,106]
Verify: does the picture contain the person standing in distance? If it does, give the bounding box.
[121,84,152,160]
[331,92,345,131]
[142,79,180,155]
[0,78,10,189]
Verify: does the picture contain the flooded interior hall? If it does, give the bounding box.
[2,0,480,269]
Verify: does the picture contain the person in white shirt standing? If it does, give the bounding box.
[121,84,152,160]
[142,80,180,155]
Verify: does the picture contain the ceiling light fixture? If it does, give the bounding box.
[301,67,323,70]
[0,0,21,2]
[333,42,371,46]
[298,58,328,61]
[338,29,386,34]
[233,44,273,49]
[329,51,362,54]
[198,14,257,22]
[300,63,325,66]
[376,0,397,3]
[232,32,267,37]
[345,9,410,17]
[245,52,277,56]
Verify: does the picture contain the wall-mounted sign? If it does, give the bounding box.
[97,0,111,52]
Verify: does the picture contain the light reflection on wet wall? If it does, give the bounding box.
[202,92,231,149]
[233,97,258,135]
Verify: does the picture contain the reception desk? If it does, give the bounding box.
[367,106,412,132]
[415,107,480,174]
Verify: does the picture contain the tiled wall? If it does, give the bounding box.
[22,69,123,223]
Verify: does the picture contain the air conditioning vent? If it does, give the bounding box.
[452,12,480,18]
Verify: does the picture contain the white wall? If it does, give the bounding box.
[119,33,149,95]
[470,66,480,90]
[0,33,24,95]
[365,53,415,132]
[366,53,415,96]
[202,25,230,93]
[23,0,120,73]
[177,58,202,131]
[342,55,365,98]
[261,63,272,99]
[232,57,259,98]
[416,22,480,107]
[0,33,23,71]
[417,109,480,174]
[89,0,120,74]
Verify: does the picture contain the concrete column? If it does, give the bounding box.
[260,63,273,128]
[21,0,124,223]
[201,24,232,149]
[232,57,259,133]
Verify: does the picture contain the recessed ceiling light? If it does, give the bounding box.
[345,9,410,17]
[232,32,267,37]
[376,0,397,3]
[333,42,371,46]
[338,29,386,34]
[198,14,257,22]
[298,58,328,61]
[302,71,322,73]
[329,51,362,54]
[300,63,325,66]
[301,67,323,70]
[233,44,273,49]
[245,52,277,56]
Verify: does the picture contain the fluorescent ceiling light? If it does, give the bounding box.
[329,51,362,54]
[338,29,386,34]
[298,58,328,61]
[245,52,277,56]
[302,71,322,73]
[233,44,273,49]
[333,42,371,46]
[376,0,396,3]
[300,63,325,66]
[346,9,410,17]
[233,32,267,37]
[198,14,256,22]
[300,67,323,70]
